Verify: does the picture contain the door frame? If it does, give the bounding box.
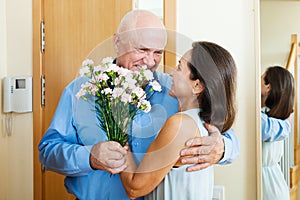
[32,0,44,199]
[32,1,176,199]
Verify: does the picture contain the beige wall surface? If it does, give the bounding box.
[0,0,33,199]
[0,0,8,198]
[261,0,300,72]
[177,0,259,199]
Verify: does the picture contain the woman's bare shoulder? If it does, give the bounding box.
[165,113,199,135]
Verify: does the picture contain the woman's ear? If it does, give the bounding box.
[192,80,204,95]
[265,84,272,97]
[263,82,272,95]
[266,83,271,91]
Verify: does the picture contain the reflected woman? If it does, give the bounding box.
[261,66,295,200]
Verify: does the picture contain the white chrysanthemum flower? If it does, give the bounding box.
[112,88,123,98]
[149,80,162,92]
[126,76,137,90]
[77,82,94,96]
[99,73,109,82]
[138,99,151,113]
[121,82,129,90]
[106,63,120,73]
[82,82,93,89]
[144,69,154,81]
[136,73,143,82]
[126,72,133,79]
[141,65,147,70]
[90,84,99,95]
[82,59,94,67]
[114,77,120,85]
[121,93,131,103]
[76,88,86,99]
[118,67,130,76]
[79,66,90,77]
[85,82,95,93]
[143,103,151,113]
[132,87,145,99]
[101,57,113,65]
[102,88,112,95]
[94,65,105,73]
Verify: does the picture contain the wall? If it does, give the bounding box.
[0,0,8,198]
[0,0,33,199]
[260,0,300,71]
[177,0,258,199]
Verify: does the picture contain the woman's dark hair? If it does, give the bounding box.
[264,66,295,119]
[188,41,237,133]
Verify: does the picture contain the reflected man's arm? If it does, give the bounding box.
[261,112,291,142]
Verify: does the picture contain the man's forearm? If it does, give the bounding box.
[218,129,240,165]
[39,129,93,176]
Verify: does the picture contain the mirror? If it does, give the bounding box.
[260,1,300,199]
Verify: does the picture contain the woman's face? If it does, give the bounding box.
[261,72,271,107]
[169,50,196,98]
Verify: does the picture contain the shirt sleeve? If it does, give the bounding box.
[218,128,240,165]
[38,84,94,176]
[261,112,291,142]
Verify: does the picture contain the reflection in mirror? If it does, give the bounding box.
[260,66,295,200]
[260,1,300,199]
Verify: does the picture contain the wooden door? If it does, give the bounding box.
[33,0,133,199]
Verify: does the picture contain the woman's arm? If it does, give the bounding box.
[120,113,199,199]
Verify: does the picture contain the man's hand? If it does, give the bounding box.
[180,123,224,172]
[90,141,127,174]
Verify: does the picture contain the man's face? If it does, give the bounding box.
[115,28,167,72]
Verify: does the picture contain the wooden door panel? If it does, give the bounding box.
[42,1,132,199]
[44,0,132,125]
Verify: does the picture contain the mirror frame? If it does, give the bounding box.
[255,0,262,199]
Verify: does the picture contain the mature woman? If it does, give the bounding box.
[120,41,237,200]
[261,66,295,200]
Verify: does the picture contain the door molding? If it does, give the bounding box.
[32,0,44,199]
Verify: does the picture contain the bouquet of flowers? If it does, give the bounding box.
[76,57,162,146]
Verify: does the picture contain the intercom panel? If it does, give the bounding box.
[3,76,32,113]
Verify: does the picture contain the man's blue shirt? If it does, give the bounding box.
[261,111,291,142]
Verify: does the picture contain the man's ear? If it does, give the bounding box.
[113,33,119,54]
